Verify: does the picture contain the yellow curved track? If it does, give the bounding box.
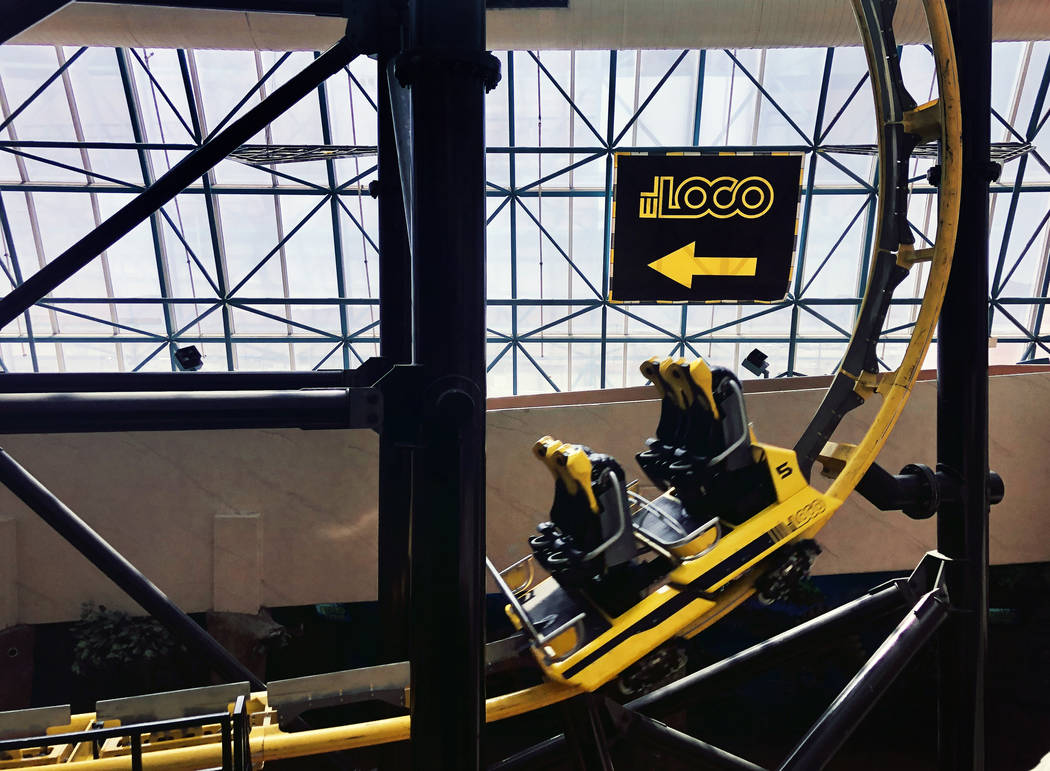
[0,0,961,766]
[821,0,961,511]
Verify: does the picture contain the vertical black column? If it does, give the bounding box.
[937,3,992,770]
[377,46,414,665]
[405,0,489,768]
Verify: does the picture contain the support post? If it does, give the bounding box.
[561,695,615,771]
[0,449,263,690]
[377,42,414,664]
[403,0,492,766]
[628,579,909,715]
[779,588,950,771]
[376,24,416,771]
[493,577,911,769]
[607,701,765,771]
[938,3,992,770]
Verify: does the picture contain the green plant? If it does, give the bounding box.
[71,603,184,676]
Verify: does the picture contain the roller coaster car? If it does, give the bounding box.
[492,357,838,693]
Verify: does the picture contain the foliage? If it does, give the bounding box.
[71,603,184,676]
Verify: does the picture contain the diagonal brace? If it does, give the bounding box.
[0,32,362,331]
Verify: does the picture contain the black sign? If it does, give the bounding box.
[610,153,802,302]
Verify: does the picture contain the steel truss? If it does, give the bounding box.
[0,24,1047,390]
[492,552,951,771]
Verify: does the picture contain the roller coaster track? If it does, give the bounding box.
[0,0,961,766]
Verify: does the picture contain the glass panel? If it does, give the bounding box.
[129,48,196,144]
[0,41,1041,390]
[33,192,110,297]
[631,50,698,147]
[755,48,826,145]
[821,46,876,145]
[487,198,512,299]
[517,341,562,394]
[234,342,293,370]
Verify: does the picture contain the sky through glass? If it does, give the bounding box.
[0,41,1047,396]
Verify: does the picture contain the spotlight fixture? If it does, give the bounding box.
[741,348,770,378]
[174,345,204,371]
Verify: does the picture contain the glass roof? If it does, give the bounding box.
[0,41,1047,395]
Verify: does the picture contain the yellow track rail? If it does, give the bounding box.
[821,0,960,510]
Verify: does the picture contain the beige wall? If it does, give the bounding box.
[1,372,1047,626]
[14,1,1050,51]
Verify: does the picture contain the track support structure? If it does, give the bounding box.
[937,2,993,769]
[396,0,495,768]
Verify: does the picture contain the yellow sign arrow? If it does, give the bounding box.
[647,242,758,288]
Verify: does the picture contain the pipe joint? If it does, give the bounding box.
[428,375,482,429]
[394,48,502,92]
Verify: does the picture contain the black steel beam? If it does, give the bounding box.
[376,25,415,771]
[80,0,567,12]
[404,0,490,767]
[0,448,264,690]
[0,35,361,332]
[0,388,380,433]
[491,578,910,769]
[376,40,413,665]
[607,701,766,771]
[561,695,615,771]
[937,3,993,770]
[0,0,72,45]
[779,588,950,771]
[489,735,567,771]
[0,368,384,393]
[628,579,909,715]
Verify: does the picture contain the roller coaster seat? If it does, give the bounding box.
[529,439,638,590]
[638,357,776,526]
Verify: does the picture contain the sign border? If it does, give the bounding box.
[607,150,805,305]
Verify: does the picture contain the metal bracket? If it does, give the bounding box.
[373,363,425,447]
[268,662,409,726]
[346,386,384,432]
[426,373,484,430]
[343,0,385,54]
[855,461,1004,518]
[394,48,502,92]
[95,682,251,725]
[350,355,393,387]
[0,704,71,740]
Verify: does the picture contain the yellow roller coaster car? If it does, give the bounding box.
[492,357,838,692]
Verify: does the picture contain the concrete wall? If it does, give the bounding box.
[1,372,1047,626]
